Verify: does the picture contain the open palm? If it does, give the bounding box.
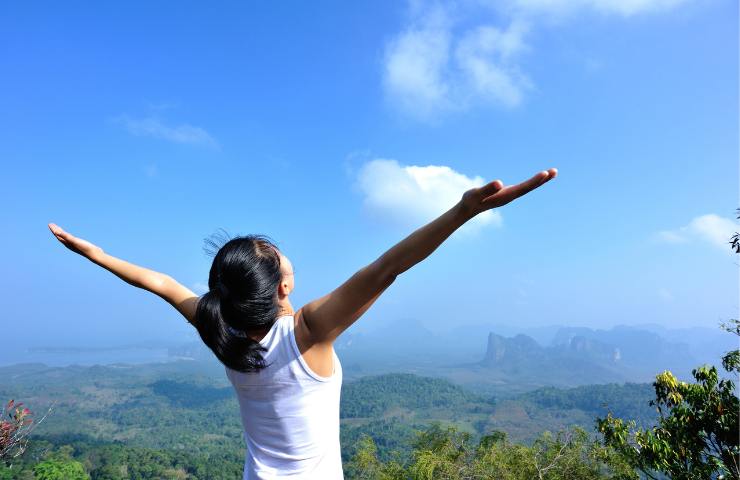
[461,168,558,217]
[48,223,103,259]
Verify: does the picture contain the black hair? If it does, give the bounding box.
[194,232,283,373]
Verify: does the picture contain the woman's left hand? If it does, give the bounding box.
[48,223,103,259]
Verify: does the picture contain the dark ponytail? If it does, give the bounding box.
[194,234,283,373]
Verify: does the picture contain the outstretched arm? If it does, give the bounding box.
[300,168,558,344]
[48,224,199,324]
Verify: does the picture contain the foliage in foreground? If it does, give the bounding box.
[0,400,33,466]
[1,400,54,468]
[345,423,637,480]
[597,319,740,480]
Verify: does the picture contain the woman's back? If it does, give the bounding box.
[225,314,344,479]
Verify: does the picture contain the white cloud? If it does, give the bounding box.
[384,31,449,116]
[383,5,530,119]
[355,158,501,233]
[656,214,739,250]
[454,21,532,108]
[656,230,687,244]
[383,0,693,120]
[116,115,217,147]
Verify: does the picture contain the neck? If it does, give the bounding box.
[277,296,294,317]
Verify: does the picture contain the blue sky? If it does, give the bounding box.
[1,0,737,351]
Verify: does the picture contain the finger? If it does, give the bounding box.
[506,170,553,198]
[52,225,74,242]
[480,169,556,206]
[49,224,72,245]
[48,223,67,237]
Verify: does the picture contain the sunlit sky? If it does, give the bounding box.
[2,1,737,350]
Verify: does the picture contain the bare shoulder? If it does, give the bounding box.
[293,308,335,378]
[293,308,324,350]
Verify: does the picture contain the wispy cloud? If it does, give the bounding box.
[383,4,530,120]
[455,21,531,108]
[355,158,501,233]
[115,115,218,147]
[655,213,738,250]
[383,0,694,120]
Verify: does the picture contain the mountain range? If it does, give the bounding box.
[166,318,735,396]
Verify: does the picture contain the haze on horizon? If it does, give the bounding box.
[1,1,737,355]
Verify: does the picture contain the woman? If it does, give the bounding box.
[49,168,557,479]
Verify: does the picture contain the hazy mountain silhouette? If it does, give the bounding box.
[162,319,731,394]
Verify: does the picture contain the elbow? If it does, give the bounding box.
[146,273,174,295]
[370,259,398,287]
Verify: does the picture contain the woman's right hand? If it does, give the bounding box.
[459,168,558,218]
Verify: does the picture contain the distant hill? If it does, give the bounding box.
[331,320,732,395]
[341,373,492,419]
[339,372,657,457]
[468,326,699,388]
[471,332,627,388]
[550,325,697,376]
[631,323,739,365]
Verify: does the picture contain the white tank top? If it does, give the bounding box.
[224,315,344,479]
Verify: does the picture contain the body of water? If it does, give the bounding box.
[0,345,178,367]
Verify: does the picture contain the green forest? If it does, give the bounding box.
[0,361,652,479]
[2,338,737,480]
